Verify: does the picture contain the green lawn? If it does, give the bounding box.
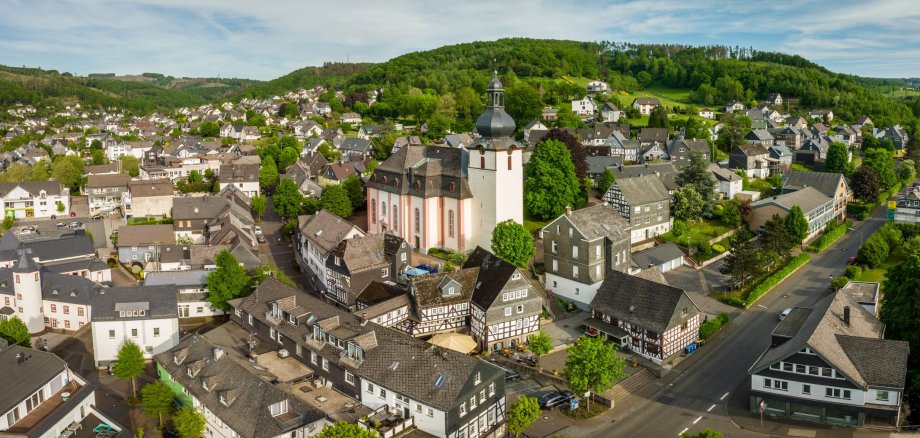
[660,218,733,249]
[856,246,908,283]
[746,178,775,194]
[791,163,811,172]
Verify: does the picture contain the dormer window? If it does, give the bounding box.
[474,372,481,385]
[219,392,229,406]
[202,379,211,392]
[269,400,289,417]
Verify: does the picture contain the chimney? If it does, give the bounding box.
[360,312,369,326]
[843,306,850,326]
[213,347,224,361]
[565,206,572,216]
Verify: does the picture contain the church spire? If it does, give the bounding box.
[475,70,516,140]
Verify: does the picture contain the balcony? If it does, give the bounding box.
[265,311,283,326]
[7,381,85,434]
[358,405,415,438]
[273,409,305,431]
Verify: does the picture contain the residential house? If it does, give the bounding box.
[768,144,794,172]
[357,124,385,140]
[0,231,110,284]
[787,117,808,131]
[126,178,173,219]
[154,334,330,438]
[729,144,772,179]
[766,92,783,106]
[0,344,129,438]
[586,80,608,93]
[599,102,623,122]
[632,98,661,116]
[747,291,908,427]
[318,160,361,186]
[585,156,623,184]
[85,173,130,213]
[809,109,834,121]
[709,164,743,200]
[0,182,70,219]
[603,132,640,163]
[893,185,920,224]
[84,162,120,176]
[853,116,873,129]
[603,174,671,243]
[116,224,176,265]
[783,170,850,222]
[218,159,261,197]
[541,108,559,121]
[726,101,746,113]
[571,97,597,116]
[296,210,365,294]
[799,137,832,162]
[172,186,257,247]
[229,278,508,438]
[586,270,701,364]
[638,128,669,147]
[281,158,326,198]
[745,129,775,146]
[748,187,835,241]
[667,139,710,169]
[809,124,830,139]
[340,138,373,158]
[772,127,802,150]
[878,125,909,150]
[144,270,225,319]
[324,233,411,309]
[340,112,362,124]
[542,205,631,310]
[608,163,678,194]
[442,134,475,149]
[698,109,715,119]
[839,281,880,318]
[90,284,180,365]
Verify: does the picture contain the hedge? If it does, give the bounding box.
[846,183,903,220]
[743,253,812,307]
[699,313,730,340]
[807,220,852,253]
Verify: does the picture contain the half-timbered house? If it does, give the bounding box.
[324,233,411,309]
[586,270,700,364]
[397,268,479,336]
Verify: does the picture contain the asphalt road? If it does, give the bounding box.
[594,207,890,438]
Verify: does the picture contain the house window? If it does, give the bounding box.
[345,371,355,385]
[448,210,455,238]
[877,391,889,401]
[322,358,329,371]
[154,328,160,337]
[508,156,512,170]
[381,202,387,218]
[414,208,420,233]
[572,246,579,258]
[416,403,423,413]
[379,388,386,398]
[64,320,70,329]
[50,304,56,312]
[489,382,495,396]
[517,304,524,314]
[573,266,579,278]
[459,403,466,417]
[427,407,434,417]
[311,352,317,365]
[803,384,811,395]
[469,396,477,409]
[504,307,512,317]
[131,329,138,337]
[109,330,115,339]
[596,265,601,277]
[551,240,557,253]
[393,205,398,229]
[371,200,377,224]
[248,314,253,325]
[367,382,374,393]
[568,228,573,238]
[480,156,485,168]
[63,305,69,314]
[552,260,558,272]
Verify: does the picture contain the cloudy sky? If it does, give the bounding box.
[3,0,919,80]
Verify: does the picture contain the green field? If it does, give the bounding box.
[660,218,733,249]
[856,246,907,283]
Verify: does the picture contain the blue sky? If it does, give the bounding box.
[2,0,919,80]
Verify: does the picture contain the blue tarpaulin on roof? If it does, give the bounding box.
[405,267,428,277]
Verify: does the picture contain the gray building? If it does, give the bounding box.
[325,233,411,309]
[542,205,631,310]
[116,224,176,264]
[603,174,671,244]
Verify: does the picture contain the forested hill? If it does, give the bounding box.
[0,65,257,114]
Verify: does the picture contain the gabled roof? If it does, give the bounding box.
[129,179,174,198]
[0,181,64,197]
[545,205,630,243]
[117,224,176,246]
[590,270,700,333]
[631,242,685,270]
[633,97,661,106]
[154,334,328,438]
[782,170,847,198]
[751,186,832,214]
[408,267,479,308]
[608,174,670,205]
[462,246,530,309]
[0,346,68,417]
[298,210,363,255]
[749,291,908,390]
[638,128,668,144]
[90,285,179,321]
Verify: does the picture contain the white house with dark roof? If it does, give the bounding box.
[90,284,180,365]
[749,187,835,241]
[632,97,661,115]
[0,182,70,219]
[603,174,672,243]
[296,210,365,295]
[747,291,908,427]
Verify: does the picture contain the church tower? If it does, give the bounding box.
[12,248,44,334]
[466,71,524,250]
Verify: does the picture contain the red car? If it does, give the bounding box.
[848,256,857,265]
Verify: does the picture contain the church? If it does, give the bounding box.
[365,73,524,252]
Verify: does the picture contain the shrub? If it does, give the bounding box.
[744,253,811,307]
[717,294,745,307]
[711,244,726,253]
[857,236,889,268]
[671,220,687,237]
[845,265,862,279]
[699,313,730,340]
[807,220,850,253]
[832,276,850,289]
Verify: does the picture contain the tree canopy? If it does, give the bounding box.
[564,335,627,409]
[507,396,541,438]
[673,185,704,222]
[259,156,279,189]
[0,316,31,347]
[823,142,850,175]
[172,406,207,438]
[206,250,251,311]
[320,185,354,219]
[316,422,380,438]
[113,340,146,398]
[141,381,174,426]
[491,220,535,268]
[851,166,881,203]
[273,178,305,219]
[862,148,896,189]
[525,139,580,220]
[880,247,920,368]
[784,205,809,244]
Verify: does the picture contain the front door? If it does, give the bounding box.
[415,236,420,250]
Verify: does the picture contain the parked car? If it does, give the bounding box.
[254,226,263,236]
[91,214,103,220]
[778,308,792,321]
[505,369,521,382]
[257,234,266,243]
[848,256,857,265]
[69,221,82,228]
[538,390,576,410]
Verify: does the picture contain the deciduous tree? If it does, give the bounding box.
[507,396,541,438]
[0,316,31,347]
[342,174,365,209]
[674,185,704,222]
[524,140,580,220]
[320,185,353,219]
[273,178,305,219]
[540,129,589,180]
[564,335,627,409]
[823,142,850,175]
[676,151,716,204]
[851,166,880,203]
[206,250,250,311]
[527,330,554,356]
[113,340,145,399]
[119,155,140,177]
[141,381,174,426]
[259,156,279,189]
[505,81,543,127]
[597,169,616,194]
[863,148,896,189]
[784,205,809,244]
[761,214,793,260]
[647,105,670,129]
[491,220,535,268]
[250,195,267,220]
[720,238,762,288]
[316,422,380,438]
[172,406,207,438]
[880,248,920,368]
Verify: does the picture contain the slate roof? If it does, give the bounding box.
[633,98,661,106]
[746,129,773,142]
[86,173,130,188]
[0,345,68,417]
[155,334,328,438]
[638,128,669,145]
[129,179,174,198]
[586,155,623,175]
[782,170,847,198]
[219,162,260,184]
[368,145,473,199]
[0,181,64,197]
[750,292,909,390]
[236,278,503,411]
[0,234,96,264]
[735,144,769,157]
[839,281,879,306]
[610,174,670,205]
[144,270,210,287]
[751,186,832,214]
[608,162,676,180]
[590,270,700,333]
[548,204,631,243]
[298,210,363,255]
[90,285,179,321]
[631,242,685,270]
[328,233,404,274]
[408,267,479,308]
[117,225,176,246]
[462,246,533,309]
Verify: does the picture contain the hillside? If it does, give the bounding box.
[0,65,257,114]
[235,62,369,99]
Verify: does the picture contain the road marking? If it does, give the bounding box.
[756,304,767,309]
[707,404,716,412]
[720,392,729,400]
[678,428,688,436]
[693,416,702,424]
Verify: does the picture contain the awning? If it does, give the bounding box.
[428,332,477,354]
[584,317,629,340]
